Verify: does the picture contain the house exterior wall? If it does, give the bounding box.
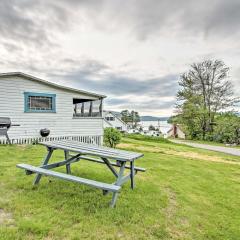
[103,118,113,128]
[103,112,128,131]
[176,128,186,139]
[167,125,186,139]
[0,76,104,144]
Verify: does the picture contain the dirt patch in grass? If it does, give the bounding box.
[164,187,177,219]
[118,143,163,153]
[118,143,240,165]
[17,144,30,150]
[118,143,136,149]
[0,208,15,226]
[166,150,240,165]
[17,144,27,147]
[164,188,189,239]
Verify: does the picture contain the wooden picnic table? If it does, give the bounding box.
[17,140,145,207]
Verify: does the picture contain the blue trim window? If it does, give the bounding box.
[24,92,56,113]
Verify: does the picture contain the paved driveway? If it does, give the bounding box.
[171,140,240,157]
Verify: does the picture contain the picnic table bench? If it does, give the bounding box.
[17,140,145,207]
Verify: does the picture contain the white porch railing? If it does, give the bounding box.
[0,135,102,145]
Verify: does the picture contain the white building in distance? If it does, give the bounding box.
[103,111,128,132]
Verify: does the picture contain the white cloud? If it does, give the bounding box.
[0,0,239,116]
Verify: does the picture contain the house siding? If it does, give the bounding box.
[0,76,104,144]
[167,126,186,139]
[103,112,128,131]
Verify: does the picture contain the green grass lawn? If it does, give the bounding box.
[177,138,240,149]
[0,136,240,240]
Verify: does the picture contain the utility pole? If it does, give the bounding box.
[132,111,135,129]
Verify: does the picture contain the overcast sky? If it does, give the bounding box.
[0,0,240,116]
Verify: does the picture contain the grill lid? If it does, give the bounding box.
[0,117,11,127]
[0,117,11,128]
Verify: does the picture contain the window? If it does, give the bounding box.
[24,92,56,113]
[105,116,115,121]
[92,100,102,117]
[29,96,52,110]
[73,98,102,117]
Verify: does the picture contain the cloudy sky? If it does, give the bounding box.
[0,0,240,116]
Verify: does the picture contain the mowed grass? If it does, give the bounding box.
[176,138,240,149]
[0,136,239,240]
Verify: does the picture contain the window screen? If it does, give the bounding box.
[92,100,101,117]
[24,92,56,113]
[28,96,53,110]
[73,99,102,117]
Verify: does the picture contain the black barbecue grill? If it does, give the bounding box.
[0,117,20,144]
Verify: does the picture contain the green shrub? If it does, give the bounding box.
[213,113,240,144]
[104,128,121,148]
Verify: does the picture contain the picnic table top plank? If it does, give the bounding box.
[60,140,140,157]
[17,163,121,192]
[52,140,139,157]
[40,140,143,161]
[44,140,140,157]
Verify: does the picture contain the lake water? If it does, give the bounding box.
[140,120,172,134]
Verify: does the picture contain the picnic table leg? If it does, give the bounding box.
[64,150,71,174]
[130,161,135,189]
[33,147,53,185]
[110,161,126,208]
[101,157,118,178]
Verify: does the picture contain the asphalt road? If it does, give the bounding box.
[171,140,240,157]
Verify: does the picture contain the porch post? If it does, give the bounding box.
[89,101,93,117]
[99,98,103,117]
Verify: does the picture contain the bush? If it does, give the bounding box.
[104,128,121,148]
[214,113,240,144]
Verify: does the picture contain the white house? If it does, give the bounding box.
[167,124,186,139]
[0,72,106,144]
[103,111,128,132]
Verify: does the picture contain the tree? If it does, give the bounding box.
[168,115,180,124]
[121,110,140,127]
[121,110,132,123]
[130,110,140,127]
[148,125,155,131]
[178,97,203,139]
[177,59,238,139]
[213,113,240,144]
[104,128,121,148]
